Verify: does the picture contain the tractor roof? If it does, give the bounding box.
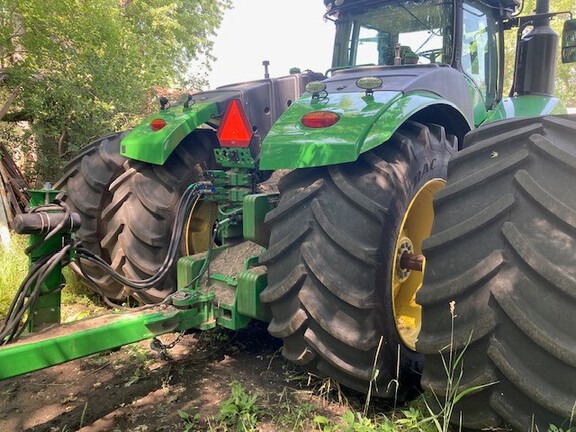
[323,0,520,15]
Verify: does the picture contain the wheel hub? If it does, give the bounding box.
[391,179,445,351]
[395,237,414,283]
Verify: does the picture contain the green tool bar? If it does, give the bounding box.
[0,306,208,380]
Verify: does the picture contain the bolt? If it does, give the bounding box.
[400,252,424,272]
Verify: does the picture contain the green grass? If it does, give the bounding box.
[0,234,105,322]
[0,235,29,317]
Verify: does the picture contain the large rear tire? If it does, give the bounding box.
[262,121,455,396]
[101,130,218,303]
[417,115,576,431]
[55,132,128,299]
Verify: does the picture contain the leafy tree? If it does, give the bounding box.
[0,0,230,183]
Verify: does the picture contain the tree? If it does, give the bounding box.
[0,0,231,183]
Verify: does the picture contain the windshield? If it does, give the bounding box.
[334,0,454,67]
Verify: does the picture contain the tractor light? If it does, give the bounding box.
[301,111,340,128]
[356,76,383,92]
[305,81,327,94]
[150,118,167,131]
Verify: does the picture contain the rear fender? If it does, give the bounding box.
[120,102,219,165]
[259,91,471,170]
[483,95,567,124]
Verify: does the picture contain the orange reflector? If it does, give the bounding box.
[217,99,253,147]
[301,111,340,128]
[150,118,167,131]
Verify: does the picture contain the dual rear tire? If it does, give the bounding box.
[265,115,576,430]
[58,130,218,302]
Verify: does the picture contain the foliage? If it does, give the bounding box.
[217,381,260,431]
[0,235,28,317]
[0,0,231,183]
[312,404,439,432]
[179,410,202,432]
[0,234,104,321]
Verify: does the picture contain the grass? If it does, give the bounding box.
[192,377,442,432]
[189,301,492,432]
[0,235,28,317]
[0,234,105,322]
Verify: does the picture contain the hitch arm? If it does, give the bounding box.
[0,305,211,380]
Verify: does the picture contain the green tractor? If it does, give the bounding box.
[2,0,576,430]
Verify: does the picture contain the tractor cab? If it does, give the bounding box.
[326,0,518,111]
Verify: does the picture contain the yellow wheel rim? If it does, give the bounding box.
[184,199,218,255]
[392,179,445,351]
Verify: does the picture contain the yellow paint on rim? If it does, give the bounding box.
[184,198,218,255]
[391,178,445,351]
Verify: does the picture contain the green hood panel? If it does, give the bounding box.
[121,102,219,165]
[483,96,567,124]
[259,90,465,170]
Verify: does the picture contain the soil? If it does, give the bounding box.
[0,321,365,432]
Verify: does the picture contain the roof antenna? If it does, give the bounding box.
[263,60,270,79]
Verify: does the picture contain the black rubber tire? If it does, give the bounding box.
[261,121,455,397]
[101,129,218,303]
[417,115,576,431]
[55,132,128,299]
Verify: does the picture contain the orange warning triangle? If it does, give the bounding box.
[217,99,253,147]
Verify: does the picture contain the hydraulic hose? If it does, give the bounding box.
[0,201,75,345]
[1,181,224,344]
[75,182,217,292]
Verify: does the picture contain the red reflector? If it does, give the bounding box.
[301,111,340,128]
[217,99,253,147]
[150,118,167,131]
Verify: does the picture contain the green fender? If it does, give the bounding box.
[120,102,219,165]
[259,90,471,170]
[482,95,567,125]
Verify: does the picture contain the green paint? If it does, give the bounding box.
[177,254,206,290]
[176,238,269,330]
[214,147,256,169]
[243,194,278,247]
[0,307,208,380]
[483,96,567,124]
[236,266,270,322]
[28,189,64,331]
[259,90,469,170]
[463,75,488,127]
[120,102,218,165]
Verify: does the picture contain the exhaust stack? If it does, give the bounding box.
[512,0,558,96]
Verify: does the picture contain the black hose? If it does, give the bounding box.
[0,242,71,345]
[75,183,207,291]
[0,182,218,344]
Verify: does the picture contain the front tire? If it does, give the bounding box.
[417,115,576,431]
[262,121,455,396]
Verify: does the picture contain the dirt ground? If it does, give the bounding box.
[0,322,368,432]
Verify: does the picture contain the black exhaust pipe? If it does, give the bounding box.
[512,0,558,96]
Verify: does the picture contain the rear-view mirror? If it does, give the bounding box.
[562,19,576,63]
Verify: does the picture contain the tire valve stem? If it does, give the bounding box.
[400,252,424,272]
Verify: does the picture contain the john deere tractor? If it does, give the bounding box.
[2,0,576,430]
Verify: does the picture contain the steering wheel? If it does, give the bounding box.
[417,48,443,63]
